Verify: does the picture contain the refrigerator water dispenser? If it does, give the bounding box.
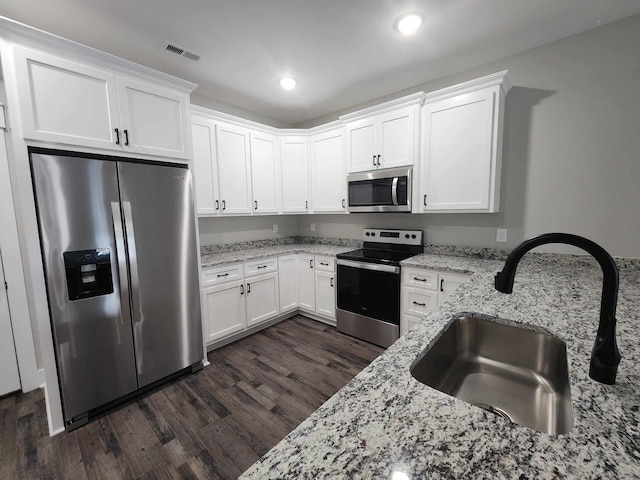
[63,248,114,300]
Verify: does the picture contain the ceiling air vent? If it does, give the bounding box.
[162,41,201,61]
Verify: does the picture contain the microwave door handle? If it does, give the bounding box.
[391,177,399,206]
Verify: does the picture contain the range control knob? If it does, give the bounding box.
[405,234,410,239]
[411,234,416,239]
[365,232,370,236]
[371,232,376,236]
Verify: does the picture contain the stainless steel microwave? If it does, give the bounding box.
[347,167,412,213]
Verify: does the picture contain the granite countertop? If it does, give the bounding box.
[240,253,640,479]
[200,244,356,269]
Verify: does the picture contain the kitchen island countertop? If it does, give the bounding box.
[240,251,640,479]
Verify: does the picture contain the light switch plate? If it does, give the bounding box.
[310,223,316,232]
[273,223,278,233]
[496,228,508,243]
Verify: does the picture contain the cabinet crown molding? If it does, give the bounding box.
[425,70,511,104]
[0,16,197,93]
[339,91,425,123]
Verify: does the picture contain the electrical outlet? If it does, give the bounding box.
[310,223,316,232]
[496,228,508,243]
[273,223,278,233]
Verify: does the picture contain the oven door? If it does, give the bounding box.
[336,260,400,325]
[347,168,412,213]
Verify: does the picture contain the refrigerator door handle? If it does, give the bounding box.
[122,201,142,324]
[111,202,132,326]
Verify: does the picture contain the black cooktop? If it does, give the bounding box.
[337,248,419,266]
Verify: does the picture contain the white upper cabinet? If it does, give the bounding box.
[250,131,280,214]
[419,71,510,213]
[191,115,218,215]
[310,127,347,213]
[342,93,423,173]
[280,136,310,213]
[12,46,193,160]
[116,77,190,159]
[216,123,253,215]
[13,46,121,151]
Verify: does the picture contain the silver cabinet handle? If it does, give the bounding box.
[111,202,132,326]
[413,277,427,282]
[413,301,426,307]
[122,201,142,324]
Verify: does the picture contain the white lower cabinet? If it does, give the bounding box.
[278,255,298,313]
[297,254,316,312]
[245,272,279,327]
[314,270,336,319]
[401,267,471,335]
[202,279,246,343]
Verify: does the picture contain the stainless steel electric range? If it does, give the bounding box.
[336,228,423,348]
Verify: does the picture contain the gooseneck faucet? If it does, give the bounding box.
[495,233,621,385]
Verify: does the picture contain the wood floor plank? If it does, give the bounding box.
[196,419,259,478]
[4,315,383,479]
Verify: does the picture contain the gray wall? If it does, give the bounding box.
[198,215,298,246]
[298,15,640,258]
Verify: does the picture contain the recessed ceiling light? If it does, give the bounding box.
[279,77,297,90]
[396,14,423,35]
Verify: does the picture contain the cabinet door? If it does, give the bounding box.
[378,106,417,169]
[191,116,218,215]
[116,76,190,159]
[202,280,246,343]
[278,255,298,313]
[315,270,336,319]
[250,131,280,214]
[310,129,347,213]
[13,46,121,151]
[216,123,253,214]
[245,273,280,327]
[437,273,471,303]
[280,136,310,213]
[420,89,496,212]
[345,120,376,173]
[403,286,438,317]
[297,254,315,311]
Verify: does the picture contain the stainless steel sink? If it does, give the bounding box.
[410,314,574,435]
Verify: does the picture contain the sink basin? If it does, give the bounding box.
[411,314,573,435]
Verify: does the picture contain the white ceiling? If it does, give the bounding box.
[1,1,639,125]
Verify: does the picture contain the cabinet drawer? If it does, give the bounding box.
[244,257,278,277]
[202,264,243,286]
[403,287,438,317]
[315,255,335,272]
[402,267,438,290]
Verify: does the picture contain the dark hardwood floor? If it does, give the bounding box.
[0,315,383,479]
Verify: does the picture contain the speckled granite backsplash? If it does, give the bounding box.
[200,236,361,255]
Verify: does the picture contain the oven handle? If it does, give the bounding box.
[392,177,398,206]
[337,259,400,274]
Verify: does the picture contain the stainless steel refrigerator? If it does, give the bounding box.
[30,150,203,430]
